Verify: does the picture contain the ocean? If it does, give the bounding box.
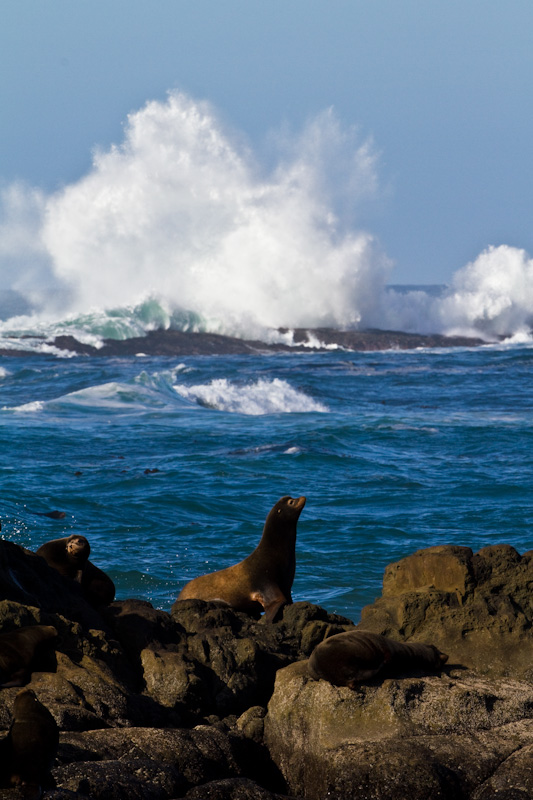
[1,339,532,623]
[1,91,533,623]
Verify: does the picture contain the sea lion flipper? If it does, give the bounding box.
[251,590,287,623]
[262,602,285,624]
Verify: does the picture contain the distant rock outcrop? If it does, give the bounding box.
[0,327,485,358]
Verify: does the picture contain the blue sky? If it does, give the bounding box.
[1,0,532,284]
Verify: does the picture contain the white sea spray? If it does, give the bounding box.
[173,377,328,415]
[1,93,533,342]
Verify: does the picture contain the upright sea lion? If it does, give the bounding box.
[176,495,306,623]
[0,625,58,688]
[36,535,115,607]
[2,688,59,799]
[308,630,448,687]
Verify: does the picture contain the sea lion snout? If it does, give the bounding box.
[289,496,306,510]
[276,495,306,517]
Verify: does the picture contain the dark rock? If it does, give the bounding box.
[54,759,185,800]
[149,600,354,718]
[3,539,533,798]
[0,327,485,358]
[56,725,285,796]
[471,743,533,799]
[0,541,109,631]
[105,599,181,657]
[184,777,295,799]
[235,706,266,743]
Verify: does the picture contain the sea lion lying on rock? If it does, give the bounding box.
[0,688,59,799]
[0,625,58,688]
[308,630,448,687]
[176,495,306,622]
[36,534,115,606]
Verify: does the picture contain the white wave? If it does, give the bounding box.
[0,367,10,378]
[0,93,387,340]
[0,335,77,357]
[53,369,184,411]
[174,378,328,415]
[0,92,532,343]
[4,400,44,413]
[500,331,533,346]
[382,246,533,340]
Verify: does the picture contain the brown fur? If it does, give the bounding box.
[37,535,115,606]
[0,625,57,688]
[36,534,90,581]
[308,630,448,687]
[1,688,59,799]
[177,495,306,622]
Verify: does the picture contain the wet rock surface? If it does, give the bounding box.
[0,540,532,798]
[0,327,484,358]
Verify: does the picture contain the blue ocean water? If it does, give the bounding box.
[2,91,533,625]
[1,343,532,624]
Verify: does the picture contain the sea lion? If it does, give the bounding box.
[0,625,58,688]
[36,534,90,581]
[177,495,306,623]
[36,535,115,606]
[34,510,66,520]
[80,560,116,606]
[1,688,59,799]
[308,630,448,687]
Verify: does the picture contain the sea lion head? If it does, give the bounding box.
[269,495,306,523]
[430,645,449,666]
[13,687,39,716]
[66,535,90,563]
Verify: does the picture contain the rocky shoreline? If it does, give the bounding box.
[0,328,485,358]
[1,540,533,798]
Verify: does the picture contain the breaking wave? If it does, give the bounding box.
[1,91,532,345]
[174,378,328,415]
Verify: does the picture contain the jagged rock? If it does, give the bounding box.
[54,759,185,799]
[264,660,533,800]
[235,706,267,743]
[184,777,296,799]
[138,599,354,718]
[4,538,533,798]
[359,544,533,679]
[0,541,110,630]
[105,599,181,657]
[471,744,533,799]
[55,725,285,797]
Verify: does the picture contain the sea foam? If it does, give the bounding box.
[174,377,328,415]
[1,91,533,343]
